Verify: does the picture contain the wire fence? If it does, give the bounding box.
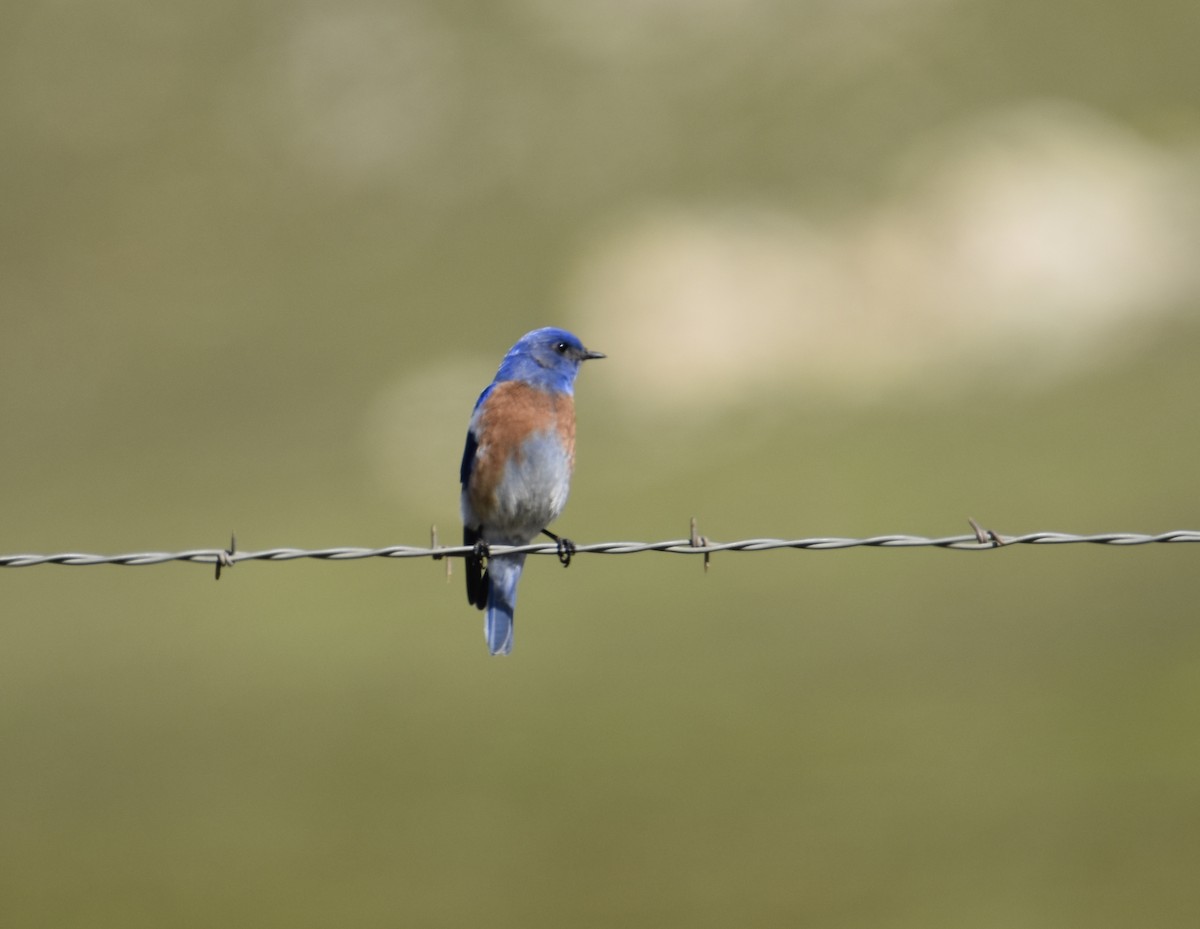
[2,523,1198,578]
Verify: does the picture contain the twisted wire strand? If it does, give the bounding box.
[2,530,1198,570]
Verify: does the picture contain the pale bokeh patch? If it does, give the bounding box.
[276,4,462,184]
[364,359,489,516]
[567,102,1199,415]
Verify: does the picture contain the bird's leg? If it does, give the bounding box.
[471,538,490,563]
[541,529,575,567]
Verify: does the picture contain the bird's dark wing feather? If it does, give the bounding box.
[463,524,488,609]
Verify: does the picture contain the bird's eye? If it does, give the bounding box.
[554,341,568,355]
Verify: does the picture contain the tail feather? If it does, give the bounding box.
[485,553,526,656]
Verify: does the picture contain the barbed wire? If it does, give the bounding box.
[1,523,1198,578]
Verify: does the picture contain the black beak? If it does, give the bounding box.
[582,348,606,361]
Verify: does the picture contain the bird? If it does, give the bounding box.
[460,327,605,655]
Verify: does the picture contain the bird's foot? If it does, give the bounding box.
[542,530,575,568]
[471,538,490,563]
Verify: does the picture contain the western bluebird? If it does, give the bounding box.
[460,327,605,655]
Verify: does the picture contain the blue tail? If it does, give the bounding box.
[485,553,526,656]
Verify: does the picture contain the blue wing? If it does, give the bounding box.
[459,384,493,487]
[462,383,493,610]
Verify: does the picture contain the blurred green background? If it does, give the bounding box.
[3,0,1200,926]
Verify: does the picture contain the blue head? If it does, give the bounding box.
[493,327,605,393]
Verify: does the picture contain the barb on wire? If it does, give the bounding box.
[691,516,711,572]
[214,533,236,581]
[1,523,1199,573]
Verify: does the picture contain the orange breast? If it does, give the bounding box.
[466,381,575,519]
